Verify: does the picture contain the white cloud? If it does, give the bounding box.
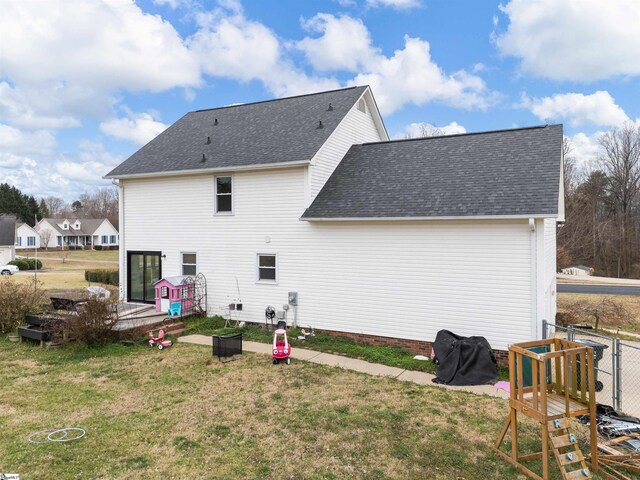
[396,121,466,139]
[0,0,200,129]
[566,131,603,171]
[187,3,338,98]
[495,0,640,81]
[348,36,494,114]
[100,111,169,146]
[521,91,630,127]
[1,0,200,91]
[298,14,377,72]
[295,14,494,115]
[366,0,422,9]
[0,138,122,199]
[0,124,56,155]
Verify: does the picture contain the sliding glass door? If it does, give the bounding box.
[127,251,162,303]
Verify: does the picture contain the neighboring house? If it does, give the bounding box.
[0,215,16,265]
[35,218,119,249]
[16,222,40,249]
[561,265,592,276]
[105,86,564,353]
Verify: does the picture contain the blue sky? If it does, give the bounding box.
[1,0,639,200]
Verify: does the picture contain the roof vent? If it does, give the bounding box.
[327,103,333,111]
[201,154,207,163]
[206,136,211,144]
[317,120,324,129]
[214,118,219,126]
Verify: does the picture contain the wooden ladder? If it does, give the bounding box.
[548,418,592,480]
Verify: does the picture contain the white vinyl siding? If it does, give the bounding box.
[309,93,384,202]
[122,168,535,350]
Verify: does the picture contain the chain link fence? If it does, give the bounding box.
[543,321,640,417]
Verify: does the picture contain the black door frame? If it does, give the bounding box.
[126,251,162,304]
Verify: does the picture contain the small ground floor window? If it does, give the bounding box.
[257,254,277,282]
[181,252,197,276]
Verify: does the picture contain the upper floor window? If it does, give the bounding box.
[215,176,233,214]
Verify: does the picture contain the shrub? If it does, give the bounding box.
[10,259,43,270]
[59,294,145,346]
[85,269,119,286]
[555,311,577,326]
[94,245,103,251]
[563,297,632,332]
[9,259,29,270]
[0,279,47,333]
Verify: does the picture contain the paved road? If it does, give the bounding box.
[558,284,640,296]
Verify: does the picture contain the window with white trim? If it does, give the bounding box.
[18,237,22,246]
[181,252,197,276]
[27,236,36,246]
[257,254,277,282]
[110,235,116,244]
[102,235,109,244]
[215,176,233,213]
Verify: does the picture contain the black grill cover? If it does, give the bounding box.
[432,330,498,386]
[212,334,243,358]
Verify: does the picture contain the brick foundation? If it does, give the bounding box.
[317,329,510,366]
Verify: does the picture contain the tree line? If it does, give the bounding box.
[0,184,119,228]
[559,123,640,278]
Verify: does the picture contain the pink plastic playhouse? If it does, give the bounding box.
[154,276,194,317]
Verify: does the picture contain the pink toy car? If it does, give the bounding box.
[148,328,173,350]
[272,328,291,364]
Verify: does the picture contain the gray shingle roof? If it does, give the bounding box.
[0,215,16,246]
[41,218,112,236]
[105,86,369,178]
[302,124,563,219]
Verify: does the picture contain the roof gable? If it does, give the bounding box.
[105,86,369,179]
[302,125,563,220]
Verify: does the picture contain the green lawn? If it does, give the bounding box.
[185,316,439,374]
[0,338,604,479]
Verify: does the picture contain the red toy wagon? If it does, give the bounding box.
[272,328,291,365]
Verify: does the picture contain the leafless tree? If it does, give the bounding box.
[565,297,632,332]
[42,196,66,217]
[38,228,53,251]
[403,123,445,139]
[598,123,640,278]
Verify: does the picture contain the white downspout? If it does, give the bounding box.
[529,218,538,341]
[114,179,125,302]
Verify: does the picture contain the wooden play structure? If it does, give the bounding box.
[495,338,600,480]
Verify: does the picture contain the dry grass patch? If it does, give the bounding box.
[0,340,606,479]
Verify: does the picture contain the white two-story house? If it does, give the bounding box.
[105,86,563,354]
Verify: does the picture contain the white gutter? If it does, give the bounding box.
[104,160,310,180]
[300,214,558,222]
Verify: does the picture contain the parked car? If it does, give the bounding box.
[0,264,19,275]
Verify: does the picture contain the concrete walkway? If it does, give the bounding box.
[178,334,509,400]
